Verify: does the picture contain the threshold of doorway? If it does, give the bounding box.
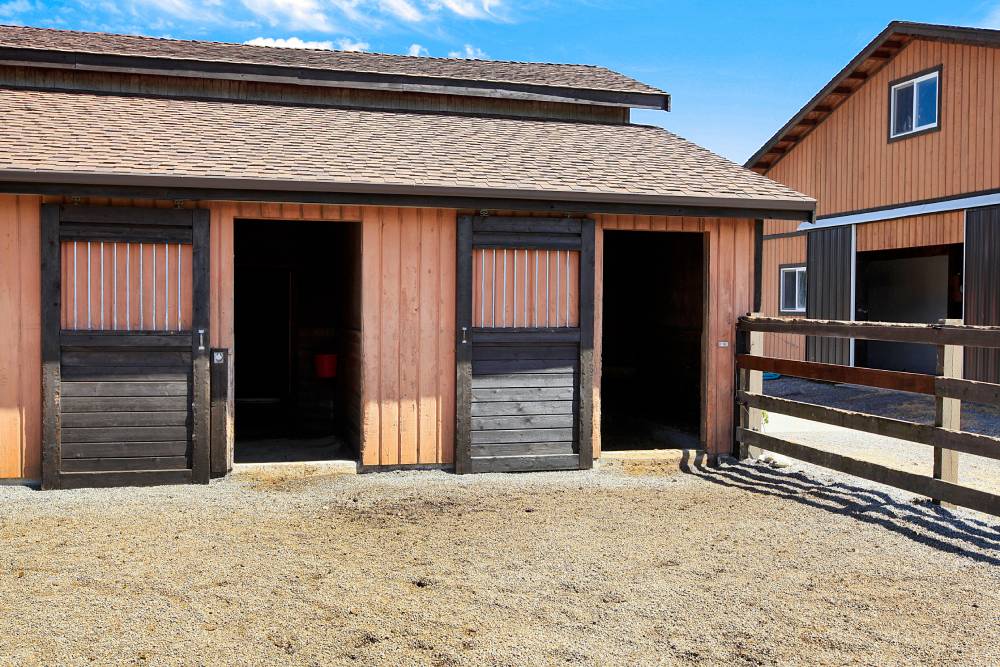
[231,459,358,475]
[599,448,707,473]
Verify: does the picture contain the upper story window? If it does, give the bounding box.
[780,266,807,314]
[889,68,940,140]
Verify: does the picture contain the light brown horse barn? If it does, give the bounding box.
[0,26,813,488]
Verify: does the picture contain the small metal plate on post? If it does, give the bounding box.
[718,341,729,348]
[213,351,225,364]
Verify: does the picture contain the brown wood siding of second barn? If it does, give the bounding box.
[766,39,1000,216]
[855,211,965,252]
[595,215,755,457]
[761,233,807,360]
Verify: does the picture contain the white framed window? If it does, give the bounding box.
[890,69,939,139]
[779,266,807,313]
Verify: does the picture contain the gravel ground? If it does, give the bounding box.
[1,462,998,667]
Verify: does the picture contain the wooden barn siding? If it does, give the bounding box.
[855,211,964,252]
[595,215,755,457]
[207,203,457,468]
[0,66,628,125]
[766,39,1000,216]
[965,205,1000,384]
[0,195,41,479]
[760,234,807,360]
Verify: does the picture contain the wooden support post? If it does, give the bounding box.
[210,348,232,479]
[933,318,963,506]
[736,314,765,459]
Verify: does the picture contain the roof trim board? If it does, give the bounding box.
[797,187,1000,230]
[746,21,1000,172]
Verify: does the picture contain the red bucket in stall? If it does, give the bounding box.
[314,353,338,379]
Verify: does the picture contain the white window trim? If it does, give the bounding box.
[779,266,807,314]
[890,70,939,139]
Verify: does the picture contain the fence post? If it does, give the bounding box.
[735,314,764,460]
[933,318,962,506]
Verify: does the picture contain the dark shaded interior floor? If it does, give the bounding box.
[765,377,1000,437]
[600,411,701,450]
[235,434,354,464]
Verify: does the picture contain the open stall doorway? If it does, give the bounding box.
[601,231,704,450]
[234,219,361,463]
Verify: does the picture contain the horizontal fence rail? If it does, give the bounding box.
[735,314,1000,517]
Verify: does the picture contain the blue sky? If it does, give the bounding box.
[1,0,998,163]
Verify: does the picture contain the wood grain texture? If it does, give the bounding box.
[0,195,41,479]
[855,211,964,252]
[595,215,755,457]
[760,233,807,360]
[765,39,1000,216]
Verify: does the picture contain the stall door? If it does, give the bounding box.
[40,205,210,489]
[455,216,594,473]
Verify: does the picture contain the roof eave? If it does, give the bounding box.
[0,169,814,221]
[0,46,671,110]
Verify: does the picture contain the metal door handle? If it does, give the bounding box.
[196,328,205,352]
[461,327,468,344]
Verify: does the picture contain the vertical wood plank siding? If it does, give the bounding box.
[208,203,457,468]
[765,40,1000,217]
[60,241,193,331]
[595,215,754,457]
[854,211,964,252]
[0,195,41,479]
[760,234,807,360]
[471,248,580,328]
[964,205,1000,383]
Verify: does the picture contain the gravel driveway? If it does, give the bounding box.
[1,462,998,667]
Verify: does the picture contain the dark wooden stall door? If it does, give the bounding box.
[41,205,211,489]
[455,216,595,474]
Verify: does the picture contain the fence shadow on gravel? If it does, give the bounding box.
[689,460,1000,567]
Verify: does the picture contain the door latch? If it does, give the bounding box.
[196,328,206,352]
[461,326,468,344]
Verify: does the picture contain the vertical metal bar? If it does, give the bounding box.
[152,242,157,330]
[86,241,91,330]
[73,240,78,330]
[555,250,561,327]
[139,242,144,330]
[502,248,507,327]
[99,241,105,330]
[491,248,496,327]
[534,251,539,327]
[164,244,170,331]
[113,243,118,330]
[523,249,528,328]
[126,243,131,331]
[479,249,485,328]
[177,243,182,330]
[545,250,550,327]
[566,250,571,326]
[512,249,518,328]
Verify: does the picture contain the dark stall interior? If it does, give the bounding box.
[855,244,963,375]
[234,219,361,463]
[601,231,704,450]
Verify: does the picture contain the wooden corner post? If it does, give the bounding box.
[736,313,764,459]
[933,318,963,505]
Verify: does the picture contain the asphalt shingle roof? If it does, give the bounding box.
[0,87,812,210]
[0,24,665,96]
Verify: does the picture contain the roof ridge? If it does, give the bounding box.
[0,23,618,72]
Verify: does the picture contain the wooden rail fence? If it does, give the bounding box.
[734,315,1000,517]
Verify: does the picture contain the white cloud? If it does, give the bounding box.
[448,43,487,59]
[429,0,501,19]
[133,0,225,22]
[335,36,369,51]
[407,42,428,56]
[379,0,422,22]
[244,36,335,48]
[241,0,336,32]
[0,0,32,17]
[244,35,369,51]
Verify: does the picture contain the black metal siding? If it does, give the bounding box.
[806,226,853,365]
[965,205,1000,384]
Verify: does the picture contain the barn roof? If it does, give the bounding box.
[0,24,669,110]
[0,87,813,216]
[746,21,1000,173]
